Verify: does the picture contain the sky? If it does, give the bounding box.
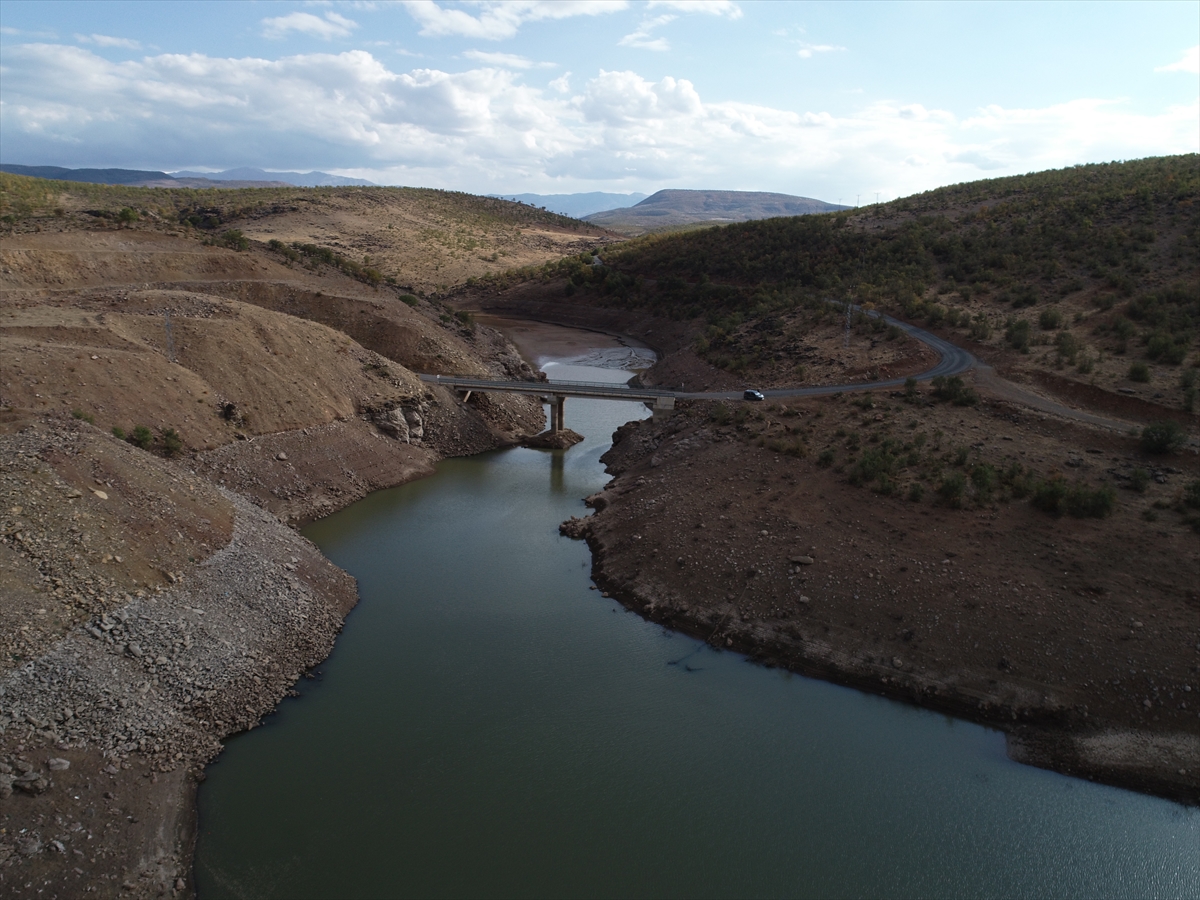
[1,1,1197,203]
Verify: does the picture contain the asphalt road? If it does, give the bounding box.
[677,307,977,401]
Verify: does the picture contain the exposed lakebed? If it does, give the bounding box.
[194,342,1197,898]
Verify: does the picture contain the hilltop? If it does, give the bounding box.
[0,172,618,293]
[583,189,849,235]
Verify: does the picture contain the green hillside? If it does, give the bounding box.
[499,156,1199,401]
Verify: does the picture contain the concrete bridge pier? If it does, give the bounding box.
[548,395,566,432]
[652,395,676,420]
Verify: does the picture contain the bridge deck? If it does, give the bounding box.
[418,374,674,402]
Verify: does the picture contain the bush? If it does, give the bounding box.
[1066,484,1115,518]
[111,425,126,440]
[1031,475,1069,514]
[116,207,138,224]
[937,472,966,508]
[129,425,154,450]
[399,294,419,307]
[161,428,183,458]
[968,314,992,341]
[1031,475,1116,518]
[971,463,997,500]
[817,448,835,467]
[1182,480,1200,509]
[1054,332,1082,363]
[1005,318,1031,352]
[71,408,95,425]
[218,229,249,251]
[1128,361,1150,382]
[907,482,924,502]
[1129,468,1150,493]
[1039,308,1064,330]
[1140,420,1185,454]
[931,375,978,406]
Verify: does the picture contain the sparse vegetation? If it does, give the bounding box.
[129,425,154,450]
[1140,420,1186,454]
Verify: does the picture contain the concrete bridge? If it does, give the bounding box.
[418,374,676,432]
[420,306,978,432]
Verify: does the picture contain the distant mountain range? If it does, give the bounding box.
[584,189,849,235]
[0,164,373,188]
[170,167,375,187]
[490,192,648,219]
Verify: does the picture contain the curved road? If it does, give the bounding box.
[677,306,975,401]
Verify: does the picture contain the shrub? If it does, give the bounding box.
[1039,308,1064,330]
[817,448,835,467]
[1129,468,1150,493]
[399,294,419,307]
[1054,332,1082,363]
[907,482,924,502]
[969,314,992,341]
[129,425,154,450]
[1182,480,1200,510]
[1005,317,1031,352]
[1065,484,1115,518]
[1031,475,1069,515]
[161,428,183,458]
[1128,361,1150,382]
[218,229,249,251]
[1140,420,1185,454]
[953,446,970,467]
[931,375,978,406]
[111,425,126,440]
[971,463,997,500]
[116,207,138,224]
[937,472,966,508]
[71,409,95,425]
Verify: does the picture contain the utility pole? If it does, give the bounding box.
[876,192,880,205]
[856,194,860,207]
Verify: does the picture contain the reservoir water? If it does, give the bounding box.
[195,352,1198,899]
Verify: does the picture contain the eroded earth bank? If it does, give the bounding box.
[0,193,596,898]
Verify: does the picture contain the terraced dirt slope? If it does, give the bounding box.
[0,184,566,897]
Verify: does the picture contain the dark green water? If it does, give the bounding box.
[195,362,1198,899]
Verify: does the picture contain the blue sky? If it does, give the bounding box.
[1,1,1196,202]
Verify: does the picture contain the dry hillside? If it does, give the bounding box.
[0,179,591,897]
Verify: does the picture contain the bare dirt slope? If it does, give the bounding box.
[0,206,555,896]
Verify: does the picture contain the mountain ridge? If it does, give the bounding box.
[583,189,849,235]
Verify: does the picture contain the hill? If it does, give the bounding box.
[492,191,648,219]
[0,172,618,292]
[171,167,375,187]
[0,164,175,185]
[506,157,1198,413]
[583,189,849,235]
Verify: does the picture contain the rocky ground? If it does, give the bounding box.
[0,219,559,897]
[562,378,1200,804]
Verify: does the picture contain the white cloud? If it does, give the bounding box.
[1156,45,1199,75]
[262,12,359,41]
[796,42,844,59]
[75,33,141,50]
[402,1,627,41]
[1,43,1195,198]
[462,49,554,69]
[549,72,572,93]
[648,0,741,17]
[618,15,675,52]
